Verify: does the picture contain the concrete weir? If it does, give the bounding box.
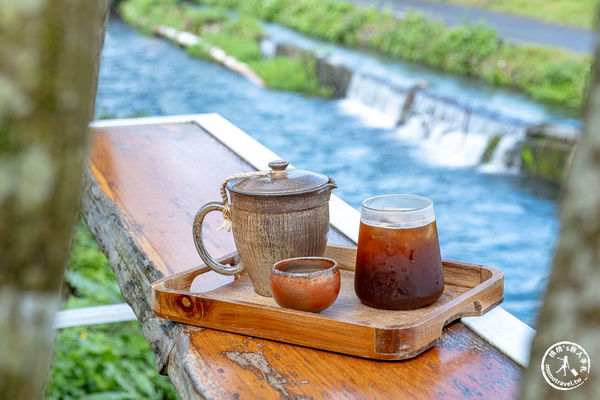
[521,124,578,182]
[260,37,579,182]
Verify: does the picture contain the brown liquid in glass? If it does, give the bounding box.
[355,221,444,309]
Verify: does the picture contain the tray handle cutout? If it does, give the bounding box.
[444,300,483,326]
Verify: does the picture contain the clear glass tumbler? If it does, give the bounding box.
[354,194,444,309]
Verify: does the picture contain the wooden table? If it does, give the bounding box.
[82,115,522,399]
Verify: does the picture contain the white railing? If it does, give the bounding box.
[53,303,136,330]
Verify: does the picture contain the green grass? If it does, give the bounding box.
[251,57,332,96]
[46,222,178,400]
[47,323,178,400]
[202,31,262,61]
[61,223,123,308]
[120,0,332,97]
[431,0,598,29]
[195,0,590,109]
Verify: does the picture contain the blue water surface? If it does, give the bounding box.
[96,18,562,327]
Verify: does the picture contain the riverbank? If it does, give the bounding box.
[196,0,589,109]
[120,0,588,109]
[120,0,332,97]
[119,0,579,182]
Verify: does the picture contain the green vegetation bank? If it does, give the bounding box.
[194,0,589,109]
[121,0,331,96]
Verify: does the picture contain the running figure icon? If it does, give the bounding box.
[556,356,570,377]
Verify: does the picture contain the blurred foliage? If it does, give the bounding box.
[520,137,571,181]
[47,323,178,400]
[480,134,501,163]
[61,223,123,308]
[202,31,262,61]
[251,57,332,97]
[431,0,597,29]
[195,0,589,108]
[46,222,178,400]
[120,0,332,97]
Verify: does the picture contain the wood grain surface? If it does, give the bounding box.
[83,121,521,399]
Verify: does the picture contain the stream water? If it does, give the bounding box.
[96,17,565,327]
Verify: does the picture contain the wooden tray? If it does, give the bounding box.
[152,244,503,360]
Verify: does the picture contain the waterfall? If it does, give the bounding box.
[258,24,577,174]
[341,75,527,169]
[481,131,526,173]
[342,73,528,170]
[397,93,527,168]
[345,73,411,125]
[258,35,535,172]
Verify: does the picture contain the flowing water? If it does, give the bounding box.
[96,18,566,327]
[262,23,578,173]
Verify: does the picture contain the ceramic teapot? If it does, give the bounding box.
[193,160,337,297]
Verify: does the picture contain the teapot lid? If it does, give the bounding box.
[227,160,331,196]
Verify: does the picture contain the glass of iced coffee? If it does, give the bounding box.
[354,194,444,309]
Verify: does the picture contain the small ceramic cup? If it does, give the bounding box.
[270,257,341,313]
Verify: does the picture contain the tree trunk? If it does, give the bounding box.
[520,11,600,400]
[0,0,111,398]
[89,2,111,120]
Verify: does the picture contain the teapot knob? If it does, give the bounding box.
[269,160,289,178]
[268,160,289,171]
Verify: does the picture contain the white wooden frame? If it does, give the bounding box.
[84,113,536,367]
